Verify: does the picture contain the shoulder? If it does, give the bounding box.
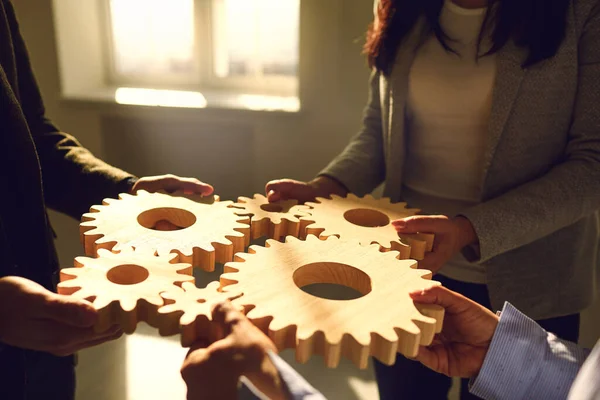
[571,0,600,34]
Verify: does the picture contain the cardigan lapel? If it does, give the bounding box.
[483,41,528,176]
[384,19,428,200]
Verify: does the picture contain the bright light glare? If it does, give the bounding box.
[109,0,195,76]
[213,0,300,78]
[236,94,300,112]
[115,88,207,108]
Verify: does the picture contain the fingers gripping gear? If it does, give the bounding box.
[158,281,243,346]
[80,190,250,271]
[232,193,311,240]
[297,194,434,260]
[57,248,194,333]
[220,236,444,369]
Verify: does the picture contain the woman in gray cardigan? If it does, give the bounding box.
[267,0,600,398]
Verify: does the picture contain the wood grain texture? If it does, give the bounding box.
[158,281,243,346]
[220,236,444,369]
[231,194,310,240]
[298,194,435,260]
[80,190,250,271]
[58,248,194,334]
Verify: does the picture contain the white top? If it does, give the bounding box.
[403,0,496,283]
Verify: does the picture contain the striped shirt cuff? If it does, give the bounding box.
[470,302,584,400]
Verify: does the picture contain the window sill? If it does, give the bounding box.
[61,86,301,114]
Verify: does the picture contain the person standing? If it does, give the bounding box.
[266,0,600,397]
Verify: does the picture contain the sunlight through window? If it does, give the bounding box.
[109,0,195,77]
[108,0,299,96]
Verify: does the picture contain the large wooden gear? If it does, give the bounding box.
[298,194,434,260]
[220,235,444,369]
[57,248,194,334]
[158,281,243,346]
[231,194,310,240]
[80,190,250,271]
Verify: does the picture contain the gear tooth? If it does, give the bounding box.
[89,205,106,213]
[370,331,399,366]
[265,238,283,248]
[93,295,114,311]
[220,273,240,286]
[203,281,221,292]
[245,306,269,320]
[181,282,197,292]
[146,294,165,307]
[120,297,137,313]
[157,304,179,315]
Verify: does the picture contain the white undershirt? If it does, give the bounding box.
[403,0,496,283]
[405,0,495,202]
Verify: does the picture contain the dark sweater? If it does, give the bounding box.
[0,0,134,397]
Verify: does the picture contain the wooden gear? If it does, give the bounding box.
[80,190,250,271]
[220,235,444,369]
[158,281,243,346]
[57,248,194,334]
[298,194,434,260]
[231,194,310,240]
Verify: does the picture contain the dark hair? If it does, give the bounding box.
[365,0,571,75]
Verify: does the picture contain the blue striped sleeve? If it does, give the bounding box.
[239,352,327,400]
[470,302,590,400]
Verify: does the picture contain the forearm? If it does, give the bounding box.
[470,303,590,400]
[318,70,386,196]
[460,159,600,262]
[35,129,136,219]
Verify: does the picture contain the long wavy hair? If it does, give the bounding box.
[365,0,571,75]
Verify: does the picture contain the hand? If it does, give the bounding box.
[181,301,288,400]
[410,286,498,378]
[265,176,348,203]
[131,174,214,196]
[393,215,477,273]
[0,276,123,356]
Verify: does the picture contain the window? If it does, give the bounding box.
[105,0,300,97]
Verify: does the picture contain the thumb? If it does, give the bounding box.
[42,293,98,328]
[410,286,472,315]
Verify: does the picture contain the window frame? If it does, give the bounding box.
[100,0,299,97]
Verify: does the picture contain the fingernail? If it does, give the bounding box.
[393,220,406,229]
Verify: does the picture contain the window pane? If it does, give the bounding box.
[213,0,300,78]
[109,0,195,77]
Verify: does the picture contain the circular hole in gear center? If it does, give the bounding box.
[343,208,390,228]
[137,207,197,231]
[260,203,284,213]
[107,264,149,285]
[293,262,372,301]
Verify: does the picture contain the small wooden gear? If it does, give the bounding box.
[80,190,250,271]
[220,235,444,369]
[231,194,310,240]
[298,194,434,260]
[57,248,194,334]
[158,281,243,346]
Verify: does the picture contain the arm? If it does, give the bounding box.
[5,1,134,219]
[409,286,593,400]
[470,303,591,400]
[459,2,600,262]
[240,352,326,400]
[318,68,386,196]
[182,302,326,400]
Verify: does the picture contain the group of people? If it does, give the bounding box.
[0,0,598,398]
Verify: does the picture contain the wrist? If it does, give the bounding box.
[309,175,349,198]
[453,216,478,249]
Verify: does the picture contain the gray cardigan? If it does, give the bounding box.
[321,0,600,319]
